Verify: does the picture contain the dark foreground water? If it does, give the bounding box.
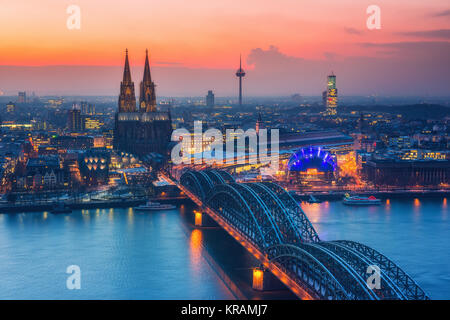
[0,198,448,299]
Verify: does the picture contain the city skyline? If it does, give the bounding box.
[0,0,448,304]
[0,1,449,96]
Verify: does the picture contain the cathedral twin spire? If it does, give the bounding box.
[140,49,157,112]
[118,49,157,113]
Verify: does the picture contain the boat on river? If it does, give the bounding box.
[134,201,176,211]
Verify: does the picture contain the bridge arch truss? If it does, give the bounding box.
[179,169,430,300]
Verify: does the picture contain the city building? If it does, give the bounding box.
[79,149,110,185]
[18,156,66,190]
[6,102,15,113]
[278,130,354,154]
[114,49,172,156]
[322,90,327,107]
[80,101,95,115]
[81,101,88,115]
[83,116,104,130]
[363,159,450,187]
[206,90,215,108]
[325,73,337,116]
[18,91,26,103]
[88,104,95,115]
[389,136,414,149]
[256,112,263,135]
[51,135,94,150]
[67,107,83,131]
[286,146,337,186]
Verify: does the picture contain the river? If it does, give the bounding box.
[0,197,448,299]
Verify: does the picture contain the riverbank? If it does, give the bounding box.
[295,190,449,201]
[0,199,147,213]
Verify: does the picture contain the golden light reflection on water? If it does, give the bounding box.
[443,198,448,219]
[127,207,134,225]
[413,198,421,220]
[43,212,48,220]
[81,209,89,224]
[385,199,391,213]
[179,204,187,218]
[109,208,114,221]
[189,229,203,272]
[300,202,330,225]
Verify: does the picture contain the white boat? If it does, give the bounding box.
[343,195,381,206]
[134,201,176,211]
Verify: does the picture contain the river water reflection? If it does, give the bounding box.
[0,197,448,299]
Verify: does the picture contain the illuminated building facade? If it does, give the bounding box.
[79,150,110,185]
[286,146,337,185]
[325,73,337,116]
[67,107,83,131]
[6,102,15,113]
[93,136,105,148]
[84,117,104,130]
[51,135,94,150]
[114,49,172,156]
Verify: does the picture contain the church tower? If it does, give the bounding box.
[114,49,172,157]
[139,49,157,112]
[118,49,136,113]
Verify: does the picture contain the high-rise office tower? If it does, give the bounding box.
[118,49,137,113]
[68,106,83,131]
[81,102,95,115]
[81,101,88,114]
[139,49,157,112]
[235,55,246,106]
[18,91,26,103]
[88,104,95,115]
[206,90,214,107]
[325,73,338,116]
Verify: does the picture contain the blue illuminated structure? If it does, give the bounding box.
[287,146,336,172]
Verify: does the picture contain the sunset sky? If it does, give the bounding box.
[0,0,449,96]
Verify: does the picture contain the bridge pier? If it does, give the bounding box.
[194,210,217,227]
[252,267,286,291]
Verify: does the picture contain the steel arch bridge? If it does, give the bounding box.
[178,169,429,300]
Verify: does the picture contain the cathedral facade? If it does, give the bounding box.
[114,49,172,156]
